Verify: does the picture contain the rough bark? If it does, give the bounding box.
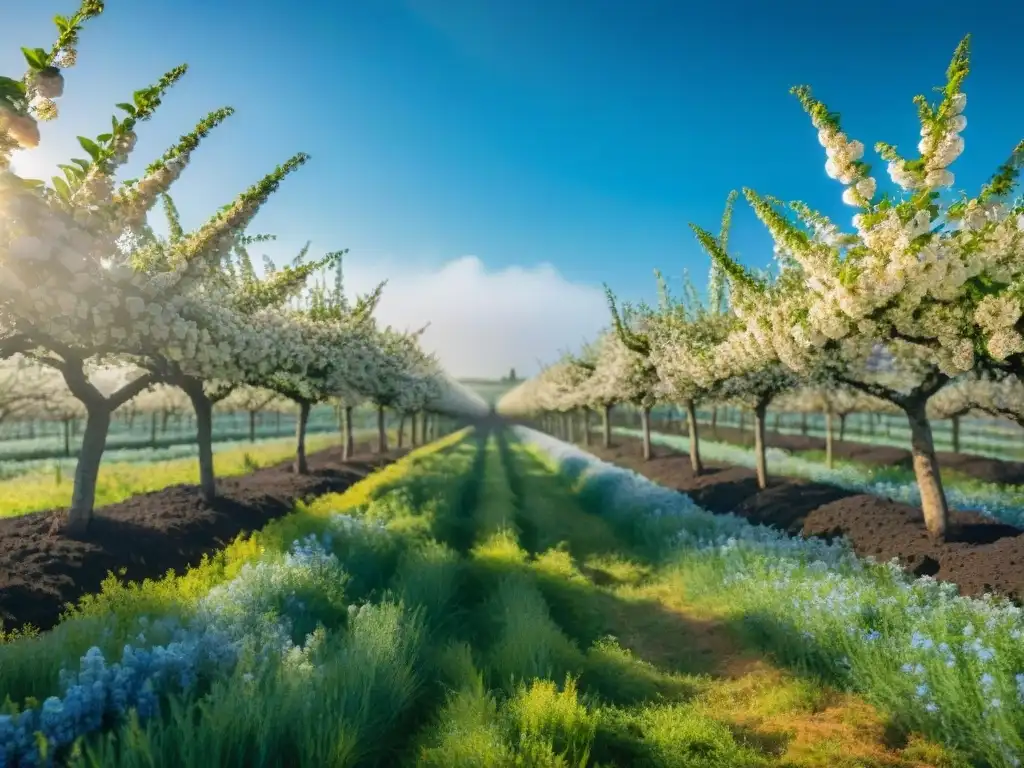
[343,405,355,460]
[182,380,216,503]
[685,399,702,474]
[825,409,834,469]
[837,367,950,540]
[906,400,949,540]
[602,404,612,448]
[377,405,388,453]
[60,363,154,535]
[753,401,768,490]
[294,400,311,475]
[640,405,652,461]
[67,405,111,536]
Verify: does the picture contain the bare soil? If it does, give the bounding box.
[0,442,402,635]
[649,418,1024,485]
[589,435,1024,602]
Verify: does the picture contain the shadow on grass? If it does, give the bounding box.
[428,430,490,555]
[496,429,541,555]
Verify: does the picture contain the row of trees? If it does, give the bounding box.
[499,35,1023,542]
[0,3,487,534]
[0,357,469,456]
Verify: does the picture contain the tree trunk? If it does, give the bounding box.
[825,409,834,469]
[377,406,388,453]
[773,412,780,432]
[276,410,282,435]
[63,418,72,457]
[602,404,612,448]
[59,363,153,535]
[566,411,576,443]
[182,380,216,503]
[293,401,311,474]
[410,411,419,447]
[150,411,158,448]
[581,408,591,446]
[685,399,702,474]
[397,414,406,449]
[839,413,847,443]
[640,406,652,461]
[711,406,718,436]
[800,412,808,436]
[343,406,355,460]
[249,410,257,443]
[753,402,768,489]
[66,404,112,536]
[906,400,949,540]
[951,414,961,454]
[738,409,745,437]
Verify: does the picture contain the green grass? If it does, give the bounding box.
[0,428,408,518]
[0,427,969,766]
[794,446,1024,495]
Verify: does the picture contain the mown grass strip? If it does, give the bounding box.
[503,431,969,768]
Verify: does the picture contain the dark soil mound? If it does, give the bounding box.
[645,421,1024,486]
[0,442,402,635]
[590,437,1024,602]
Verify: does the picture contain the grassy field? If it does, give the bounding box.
[0,427,975,767]
[619,426,1024,529]
[0,404,397,469]
[0,432,353,517]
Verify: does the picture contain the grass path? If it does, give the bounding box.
[479,436,966,765]
[3,427,969,766]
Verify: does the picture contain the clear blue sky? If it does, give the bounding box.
[3,0,1022,342]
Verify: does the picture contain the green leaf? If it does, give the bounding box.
[20,47,48,70]
[51,176,71,200]
[0,76,27,101]
[77,136,102,161]
[72,158,91,171]
[115,103,136,115]
[96,133,112,143]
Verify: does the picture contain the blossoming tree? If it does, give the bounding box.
[683,37,1023,538]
